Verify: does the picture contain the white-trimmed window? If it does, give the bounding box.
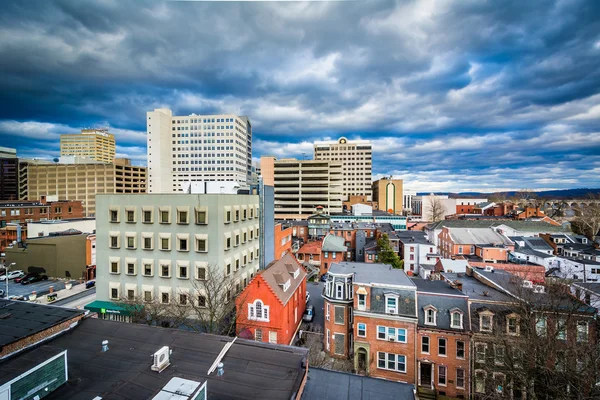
[577,321,589,342]
[109,207,119,223]
[195,234,208,252]
[479,311,494,332]
[493,373,505,394]
[255,329,263,342]
[142,233,153,250]
[234,206,240,222]
[248,300,270,322]
[160,261,171,278]
[142,207,153,223]
[109,232,120,249]
[142,260,153,277]
[326,328,330,350]
[494,344,505,365]
[377,352,406,373]
[195,262,207,280]
[126,259,136,276]
[456,368,465,389]
[335,282,344,299]
[159,207,171,224]
[269,331,277,344]
[457,246,463,254]
[109,257,120,274]
[506,313,519,335]
[326,303,330,321]
[224,207,232,223]
[195,207,208,225]
[536,316,547,336]
[109,283,120,300]
[456,340,465,359]
[177,234,190,252]
[377,326,407,342]
[358,293,366,310]
[242,206,247,220]
[422,336,430,353]
[438,338,447,356]
[177,262,189,279]
[450,309,463,329]
[161,290,170,304]
[557,318,567,340]
[177,207,189,224]
[424,305,437,326]
[438,365,447,386]
[475,343,487,362]
[159,234,171,251]
[125,208,136,223]
[125,233,136,249]
[385,294,398,314]
[357,323,366,337]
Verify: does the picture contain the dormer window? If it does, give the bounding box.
[248,300,269,322]
[450,308,464,329]
[293,268,299,279]
[336,282,344,299]
[282,279,291,292]
[385,294,398,314]
[479,311,494,332]
[424,305,437,326]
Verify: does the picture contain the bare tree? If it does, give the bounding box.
[571,194,600,240]
[298,325,329,368]
[472,279,599,400]
[426,195,446,222]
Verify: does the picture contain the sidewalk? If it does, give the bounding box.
[34,281,91,305]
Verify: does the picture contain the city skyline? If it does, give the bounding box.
[0,0,599,192]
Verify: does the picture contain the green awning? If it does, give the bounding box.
[84,300,140,316]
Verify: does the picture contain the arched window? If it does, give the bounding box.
[248,299,270,322]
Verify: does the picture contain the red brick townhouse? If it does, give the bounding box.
[236,253,307,345]
[413,279,471,399]
[323,261,418,384]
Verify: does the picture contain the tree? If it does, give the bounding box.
[571,195,600,240]
[426,195,446,222]
[472,278,599,400]
[117,263,250,336]
[376,234,403,269]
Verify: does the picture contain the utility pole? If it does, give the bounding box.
[4,263,15,298]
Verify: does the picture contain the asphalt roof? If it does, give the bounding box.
[329,262,415,288]
[441,272,513,302]
[395,231,431,245]
[411,278,467,296]
[573,282,600,294]
[259,253,307,306]
[0,299,84,348]
[428,219,569,233]
[302,367,415,400]
[28,318,308,400]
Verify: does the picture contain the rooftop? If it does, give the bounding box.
[446,227,512,245]
[322,233,347,252]
[329,262,415,288]
[428,219,570,233]
[258,254,307,305]
[0,299,84,349]
[412,278,466,296]
[14,317,309,400]
[302,367,415,400]
[395,230,431,245]
[441,272,513,302]
[296,240,322,255]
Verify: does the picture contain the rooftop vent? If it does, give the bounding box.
[522,280,533,289]
[101,340,109,352]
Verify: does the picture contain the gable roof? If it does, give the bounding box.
[260,253,307,306]
[296,240,321,255]
[446,227,512,245]
[428,219,570,233]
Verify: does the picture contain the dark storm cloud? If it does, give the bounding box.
[1,0,599,191]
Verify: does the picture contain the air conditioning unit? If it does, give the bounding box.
[151,346,171,372]
[522,280,533,289]
[389,337,395,342]
[388,308,396,314]
[484,266,494,272]
[533,285,545,294]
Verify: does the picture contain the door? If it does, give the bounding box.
[357,348,368,374]
[420,363,432,387]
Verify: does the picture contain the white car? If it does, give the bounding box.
[0,270,25,281]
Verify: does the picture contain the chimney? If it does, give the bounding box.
[102,340,109,352]
[40,195,47,205]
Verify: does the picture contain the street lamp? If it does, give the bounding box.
[4,262,15,299]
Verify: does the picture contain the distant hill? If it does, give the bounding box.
[417,188,600,199]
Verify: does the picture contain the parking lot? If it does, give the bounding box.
[1,279,67,300]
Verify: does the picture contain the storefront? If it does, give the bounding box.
[84,300,138,323]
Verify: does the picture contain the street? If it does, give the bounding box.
[306,280,324,330]
[1,279,67,300]
[53,287,96,309]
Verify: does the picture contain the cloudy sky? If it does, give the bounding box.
[1,0,599,193]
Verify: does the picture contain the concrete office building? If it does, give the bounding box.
[314,137,372,200]
[95,193,260,309]
[25,162,146,217]
[147,108,252,193]
[372,178,403,214]
[261,157,343,220]
[60,129,116,164]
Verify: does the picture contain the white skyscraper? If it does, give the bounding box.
[313,137,372,200]
[147,108,252,193]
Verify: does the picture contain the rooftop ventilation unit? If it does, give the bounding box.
[522,280,534,289]
[533,285,545,294]
[151,346,171,373]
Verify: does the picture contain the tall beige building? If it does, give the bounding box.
[146,108,252,193]
[60,129,116,164]
[372,178,403,214]
[25,161,146,217]
[313,137,372,200]
[261,157,343,219]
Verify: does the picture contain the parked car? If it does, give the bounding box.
[320,274,328,282]
[303,305,315,322]
[0,270,25,281]
[306,292,311,303]
[85,280,96,289]
[0,289,4,298]
[7,295,25,301]
[20,273,48,285]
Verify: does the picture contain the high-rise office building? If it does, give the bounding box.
[60,129,116,164]
[261,157,343,220]
[372,178,403,214]
[147,108,252,193]
[313,137,372,200]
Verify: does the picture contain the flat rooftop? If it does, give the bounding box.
[40,318,308,400]
[302,367,415,400]
[329,262,415,288]
[0,299,84,349]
